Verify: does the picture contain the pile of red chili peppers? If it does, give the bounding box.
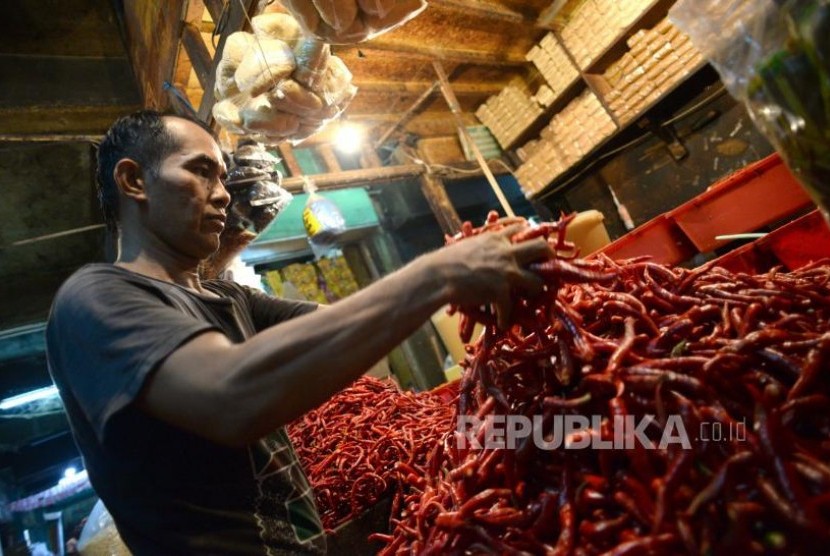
[373,213,830,555]
[287,376,455,530]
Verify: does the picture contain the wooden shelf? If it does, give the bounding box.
[526,60,711,199]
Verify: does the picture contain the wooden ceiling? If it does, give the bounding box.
[162,0,557,144]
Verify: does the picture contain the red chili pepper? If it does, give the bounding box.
[374,215,830,555]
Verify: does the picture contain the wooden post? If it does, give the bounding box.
[360,144,383,169]
[432,60,516,218]
[317,144,342,173]
[277,143,303,176]
[122,0,187,109]
[418,162,462,236]
[181,22,214,91]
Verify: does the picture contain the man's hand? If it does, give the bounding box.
[428,223,554,329]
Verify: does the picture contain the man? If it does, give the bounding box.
[46,111,551,554]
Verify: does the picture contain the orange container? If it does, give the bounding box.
[598,214,696,265]
[671,154,813,252]
[713,210,830,272]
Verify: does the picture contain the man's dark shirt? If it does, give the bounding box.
[46,264,326,555]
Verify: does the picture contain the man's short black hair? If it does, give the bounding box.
[96,110,216,232]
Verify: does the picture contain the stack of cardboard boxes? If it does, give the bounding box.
[475,80,543,149]
[601,19,705,123]
[515,90,616,195]
[559,0,653,69]
[525,33,580,98]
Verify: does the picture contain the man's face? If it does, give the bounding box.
[142,117,230,262]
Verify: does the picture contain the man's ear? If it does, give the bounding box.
[113,158,147,202]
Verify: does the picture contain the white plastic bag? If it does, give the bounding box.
[301,178,346,258]
[281,0,427,45]
[212,13,357,144]
[77,500,130,556]
[671,0,830,222]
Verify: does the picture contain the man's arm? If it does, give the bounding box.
[137,225,550,446]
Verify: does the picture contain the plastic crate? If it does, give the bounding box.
[713,210,830,272]
[597,153,816,266]
[599,215,696,264]
[672,154,812,252]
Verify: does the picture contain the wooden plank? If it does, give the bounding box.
[203,0,225,21]
[0,105,142,135]
[197,0,258,123]
[430,0,553,28]
[418,172,463,235]
[122,0,187,109]
[337,42,527,67]
[538,0,568,28]
[356,80,501,96]
[181,22,214,90]
[433,60,515,217]
[280,164,426,193]
[0,55,140,108]
[0,133,103,143]
[351,111,480,140]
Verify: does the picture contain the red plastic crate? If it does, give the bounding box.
[597,154,816,266]
[672,154,812,252]
[599,215,696,265]
[713,210,830,272]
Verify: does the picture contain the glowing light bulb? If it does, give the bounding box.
[334,123,364,154]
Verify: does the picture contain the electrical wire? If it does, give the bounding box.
[396,145,520,181]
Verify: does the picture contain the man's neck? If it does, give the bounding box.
[116,236,206,293]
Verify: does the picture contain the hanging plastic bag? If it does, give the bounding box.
[670,0,830,222]
[225,141,293,234]
[280,0,427,45]
[212,12,358,144]
[77,500,130,556]
[301,178,346,258]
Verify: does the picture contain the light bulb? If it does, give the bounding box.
[334,123,364,154]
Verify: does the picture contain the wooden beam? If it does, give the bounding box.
[373,82,439,149]
[0,133,103,143]
[0,105,142,135]
[277,144,303,177]
[281,164,426,193]
[347,111,480,139]
[122,0,188,109]
[360,145,383,169]
[181,23,214,91]
[317,144,342,173]
[418,170,462,235]
[338,42,527,67]
[538,0,569,28]
[280,161,508,192]
[355,80,502,96]
[197,0,258,123]
[348,112,479,124]
[203,0,224,21]
[430,0,553,28]
[433,60,515,217]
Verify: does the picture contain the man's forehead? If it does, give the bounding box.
[164,116,225,166]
